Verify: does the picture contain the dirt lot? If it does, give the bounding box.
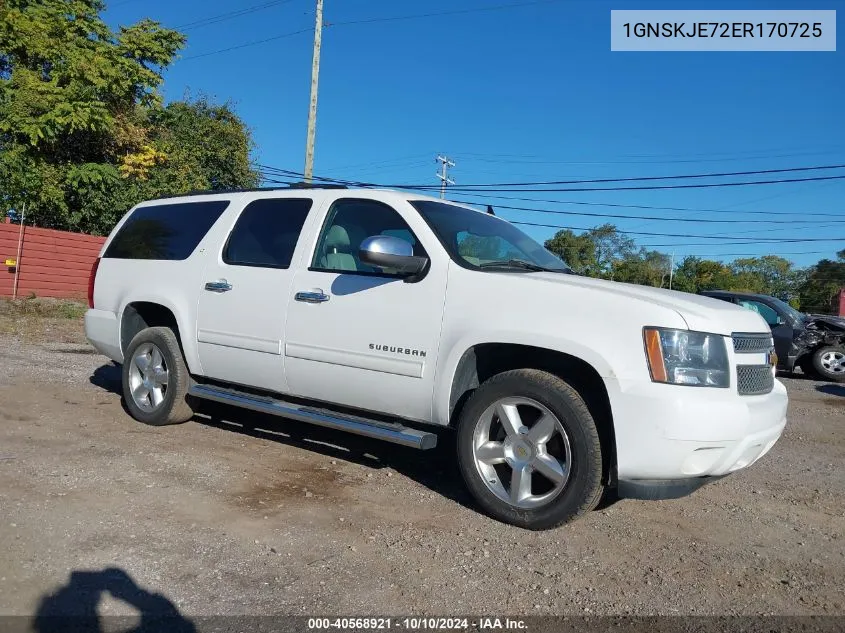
[1,304,843,621]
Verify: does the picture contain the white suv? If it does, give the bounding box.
[85,185,788,529]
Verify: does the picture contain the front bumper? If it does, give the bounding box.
[607,375,788,492]
[617,476,725,501]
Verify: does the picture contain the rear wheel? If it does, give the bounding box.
[456,369,604,530]
[122,327,196,425]
[812,346,845,383]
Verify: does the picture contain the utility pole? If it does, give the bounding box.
[669,251,675,290]
[303,0,324,183]
[12,203,25,300]
[436,155,455,199]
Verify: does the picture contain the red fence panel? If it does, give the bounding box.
[0,222,106,299]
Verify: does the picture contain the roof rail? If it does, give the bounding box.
[286,181,349,189]
[148,182,350,201]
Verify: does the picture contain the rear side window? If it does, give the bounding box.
[223,198,313,269]
[104,200,230,260]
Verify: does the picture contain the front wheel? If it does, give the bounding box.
[812,346,845,383]
[456,369,604,530]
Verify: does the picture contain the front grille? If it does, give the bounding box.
[732,333,774,354]
[736,364,775,395]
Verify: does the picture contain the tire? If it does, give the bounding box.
[122,326,196,425]
[811,346,845,383]
[456,369,604,530]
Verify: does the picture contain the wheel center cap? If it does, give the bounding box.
[504,438,534,465]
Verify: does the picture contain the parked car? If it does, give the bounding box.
[699,290,845,383]
[85,185,788,529]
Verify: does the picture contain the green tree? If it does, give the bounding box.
[0,1,259,234]
[544,229,596,274]
[668,256,735,293]
[588,224,637,279]
[729,255,801,298]
[612,249,671,287]
[799,250,845,314]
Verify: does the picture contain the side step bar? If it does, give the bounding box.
[188,384,438,450]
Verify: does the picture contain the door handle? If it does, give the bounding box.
[295,290,330,303]
[204,280,232,293]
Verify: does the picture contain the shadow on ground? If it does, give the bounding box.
[816,383,845,397]
[90,362,121,394]
[89,362,621,516]
[32,567,195,633]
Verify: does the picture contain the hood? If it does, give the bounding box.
[807,314,845,331]
[525,272,771,335]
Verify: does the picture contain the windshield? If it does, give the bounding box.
[768,296,807,323]
[410,200,573,273]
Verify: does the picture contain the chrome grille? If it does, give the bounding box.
[732,333,774,354]
[736,365,775,395]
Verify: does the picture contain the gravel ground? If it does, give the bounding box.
[0,321,843,621]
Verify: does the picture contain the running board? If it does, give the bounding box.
[188,384,437,450]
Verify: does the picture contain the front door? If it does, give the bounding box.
[738,298,794,364]
[283,196,448,423]
[195,196,315,392]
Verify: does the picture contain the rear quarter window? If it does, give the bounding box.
[104,200,230,260]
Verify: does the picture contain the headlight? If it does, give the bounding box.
[643,327,730,387]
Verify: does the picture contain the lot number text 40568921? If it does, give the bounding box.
[306,617,527,630]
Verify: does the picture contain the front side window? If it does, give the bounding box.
[411,200,572,273]
[104,200,230,260]
[223,198,312,269]
[311,198,426,275]
[740,300,781,327]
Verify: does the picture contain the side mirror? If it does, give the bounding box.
[359,235,428,275]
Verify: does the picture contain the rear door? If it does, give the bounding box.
[282,195,449,422]
[195,195,320,392]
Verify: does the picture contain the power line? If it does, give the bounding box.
[177,0,565,61]
[258,165,845,222]
[507,220,845,243]
[181,27,313,61]
[325,0,567,27]
[450,148,845,166]
[258,162,845,194]
[175,0,295,31]
[375,163,845,190]
[419,190,845,217]
[398,173,845,194]
[264,169,844,217]
[252,170,844,258]
[449,199,845,225]
[452,143,845,162]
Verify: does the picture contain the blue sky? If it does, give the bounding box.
[105,0,844,267]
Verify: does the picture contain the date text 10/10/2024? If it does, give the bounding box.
[307,618,527,630]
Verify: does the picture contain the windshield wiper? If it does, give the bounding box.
[478,259,570,273]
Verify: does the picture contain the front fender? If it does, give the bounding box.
[432,329,617,426]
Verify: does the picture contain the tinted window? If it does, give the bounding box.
[223,198,312,269]
[311,198,426,274]
[104,201,230,260]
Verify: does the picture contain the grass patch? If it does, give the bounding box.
[0,296,88,343]
[0,296,87,320]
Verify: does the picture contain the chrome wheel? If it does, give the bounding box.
[128,342,169,412]
[820,350,845,375]
[471,397,572,510]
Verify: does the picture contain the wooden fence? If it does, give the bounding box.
[0,220,105,299]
